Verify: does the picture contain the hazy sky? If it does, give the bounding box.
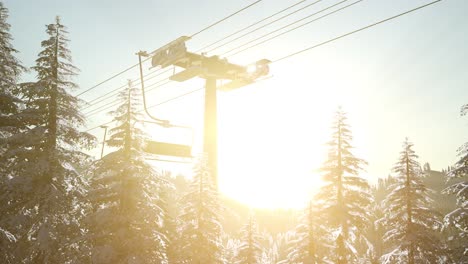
[4,0,468,208]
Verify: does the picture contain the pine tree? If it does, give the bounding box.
[315,107,372,263]
[444,103,468,263]
[177,155,223,263]
[274,231,298,264]
[0,2,25,262]
[86,80,168,263]
[286,201,326,264]
[236,213,263,264]
[0,0,24,170]
[366,196,386,263]
[380,139,446,263]
[224,236,242,264]
[0,16,95,263]
[0,1,25,119]
[158,171,179,264]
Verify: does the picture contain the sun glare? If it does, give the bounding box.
[147,60,344,209]
[216,72,331,209]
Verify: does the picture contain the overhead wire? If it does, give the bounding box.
[75,63,139,97]
[147,87,204,110]
[204,0,325,54]
[223,0,361,57]
[83,1,316,111]
[83,0,336,110]
[197,0,309,52]
[76,57,154,98]
[83,0,266,132]
[81,0,360,124]
[85,120,114,133]
[189,0,264,38]
[85,87,205,132]
[272,0,443,63]
[85,0,443,132]
[88,67,171,102]
[82,0,329,112]
[76,0,263,99]
[85,72,272,132]
[84,79,172,117]
[83,99,120,117]
[82,67,173,110]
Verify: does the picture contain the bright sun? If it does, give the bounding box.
[211,56,369,209]
[216,75,331,209]
[147,60,345,209]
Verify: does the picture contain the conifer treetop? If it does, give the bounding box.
[0,1,25,115]
[0,1,25,85]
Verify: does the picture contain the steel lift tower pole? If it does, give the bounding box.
[141,36,270,189]
[204,77,218,187]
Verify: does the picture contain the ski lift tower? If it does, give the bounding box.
[139,36,270,189]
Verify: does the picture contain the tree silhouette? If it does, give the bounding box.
[380,139,446,263]
[315,107,372,263]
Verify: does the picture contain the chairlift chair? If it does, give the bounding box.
[136,49,195,164]
[136,119,194,163]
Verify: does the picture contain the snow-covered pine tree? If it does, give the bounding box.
[0,1,25,122]
[314,107,372,263]
[86,80,168,263]
[369,176,400,263]
[158,171,179,264]
[365,201,385,263]
[0,2,25,262]
[273,231,298,264]
[224,237,242,264]
[443,103,468,263]
[235,213,263,264]
[286,201,328,264]
[177,154,223,263]
[0,16,95,263]
[380,139,446,264]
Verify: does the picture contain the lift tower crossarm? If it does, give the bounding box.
[143,36,270,189]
